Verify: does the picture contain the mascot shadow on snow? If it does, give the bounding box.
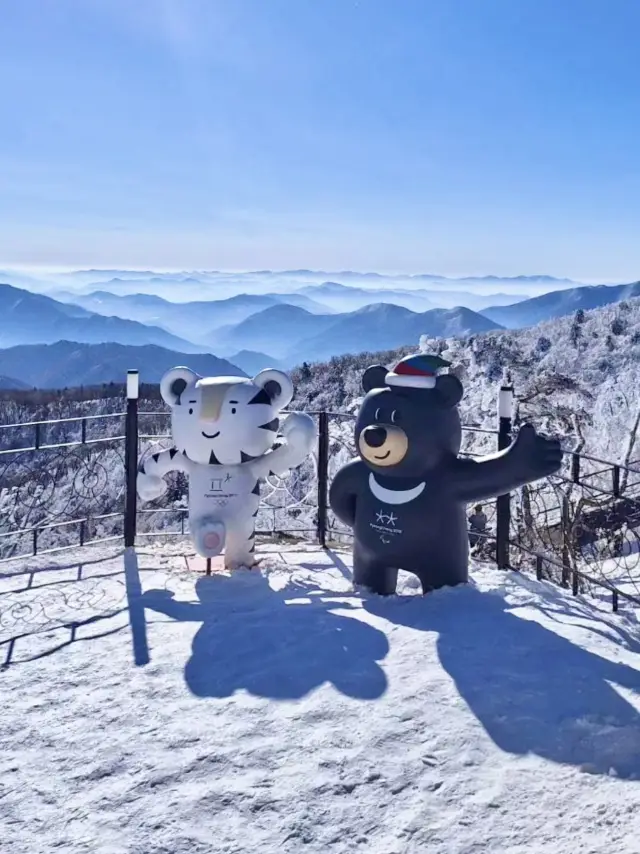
[137,366,316,570]
[329,354,563,596]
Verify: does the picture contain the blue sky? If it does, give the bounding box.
[1,0,639,280]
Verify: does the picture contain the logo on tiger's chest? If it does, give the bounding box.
[205,472,239,502]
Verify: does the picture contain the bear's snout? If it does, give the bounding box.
[363,426,387,448]
[358,423,409,467]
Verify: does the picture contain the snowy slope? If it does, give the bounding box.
[2,542,640,853]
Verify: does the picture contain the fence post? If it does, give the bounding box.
[496,374,514,569]
[561,493,571,587]
[571,453,580,484]
[316,411,329,548]
[124,370,139,549]
[612,465,621,498]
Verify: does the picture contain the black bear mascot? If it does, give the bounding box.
[329,353,563,595]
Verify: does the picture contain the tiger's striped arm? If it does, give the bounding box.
[248,412,317,480]
[137,447,191,502]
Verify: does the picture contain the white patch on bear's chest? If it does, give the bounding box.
[368,473,426,505]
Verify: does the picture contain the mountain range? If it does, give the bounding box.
[293,280,527,312]
[482,281,640,328]
[0,342,245,389]
[52,288,333,339]
[49,268,577,290]
[225,350,284,375]
[0,283,207,352]
[38,269,569,306]
[3,271,640,389]
[56,279,530,314]
[53,278,640,346]
[24,282,503,364]
[288,292,640,465]
[0,375,30,390]
[207,302,502,363]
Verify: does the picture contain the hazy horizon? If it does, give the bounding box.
[1,263,629,303]
[0,263,625,285]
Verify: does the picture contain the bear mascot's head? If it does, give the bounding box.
[355,353,463,479]
[159,366,294,466]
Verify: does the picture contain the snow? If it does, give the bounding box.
[3,541,640,853]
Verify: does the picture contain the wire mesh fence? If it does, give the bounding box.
[0,413,127,560]
[509,448,640,609]
[2,398,640,614]
[0,406,498,560]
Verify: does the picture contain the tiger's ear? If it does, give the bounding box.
[251,369,294,409]
[160,366,199,406]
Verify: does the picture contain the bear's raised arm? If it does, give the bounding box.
[449,424,563,503]
[328,459,364,528]
[248,412,317,480]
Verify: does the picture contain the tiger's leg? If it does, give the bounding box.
[224,516,258,571]
[191,516,226,559]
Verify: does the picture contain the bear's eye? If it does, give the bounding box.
[231,407,237,414]
[391,410,399,423]
[374,407,381,420]
[188,408,193,415]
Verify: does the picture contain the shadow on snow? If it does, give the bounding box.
[142,567,389,701]
[364,576,640,780]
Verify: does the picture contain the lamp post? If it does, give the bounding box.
[124,370,139,548]
[496,371,514,569]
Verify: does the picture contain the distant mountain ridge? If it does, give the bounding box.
[0,341,246,389]
[295,281,529,312]
[64,268,576,283]
[208,301,503,364]
[0,375,30,390]
[250,270,577,286]
[0,283,208,353]
[299,304,502,364]
[53,289,333,340]
[482,281,640,328]
[54,285,503,362]
[208,304,338,358]
[226,350,283,375]
[295,281,437,312]
[34,268,583,302]
[287,294,640,464]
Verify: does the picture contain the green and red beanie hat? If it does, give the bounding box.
[386,353,451,389]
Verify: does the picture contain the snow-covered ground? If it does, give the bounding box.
[3,541,640,853]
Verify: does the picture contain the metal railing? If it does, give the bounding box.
[0,397,499,557]
[3,374,640,614]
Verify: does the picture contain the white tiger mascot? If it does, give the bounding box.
[137,366,316,569]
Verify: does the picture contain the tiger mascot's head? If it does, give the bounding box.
[160,366,293,466]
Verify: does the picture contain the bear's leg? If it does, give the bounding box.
[410,552,469,594]
[224,517,258,571]
[191,517,226,559]
[353,544,398,595]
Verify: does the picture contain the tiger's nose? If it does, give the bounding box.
[363,426,387,448]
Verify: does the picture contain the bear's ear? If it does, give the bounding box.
[362,365,388,393]
[435,374,463,408]
[160,366,199,406]
[251,369,294,409]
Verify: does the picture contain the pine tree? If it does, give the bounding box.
[570,309,585,348]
